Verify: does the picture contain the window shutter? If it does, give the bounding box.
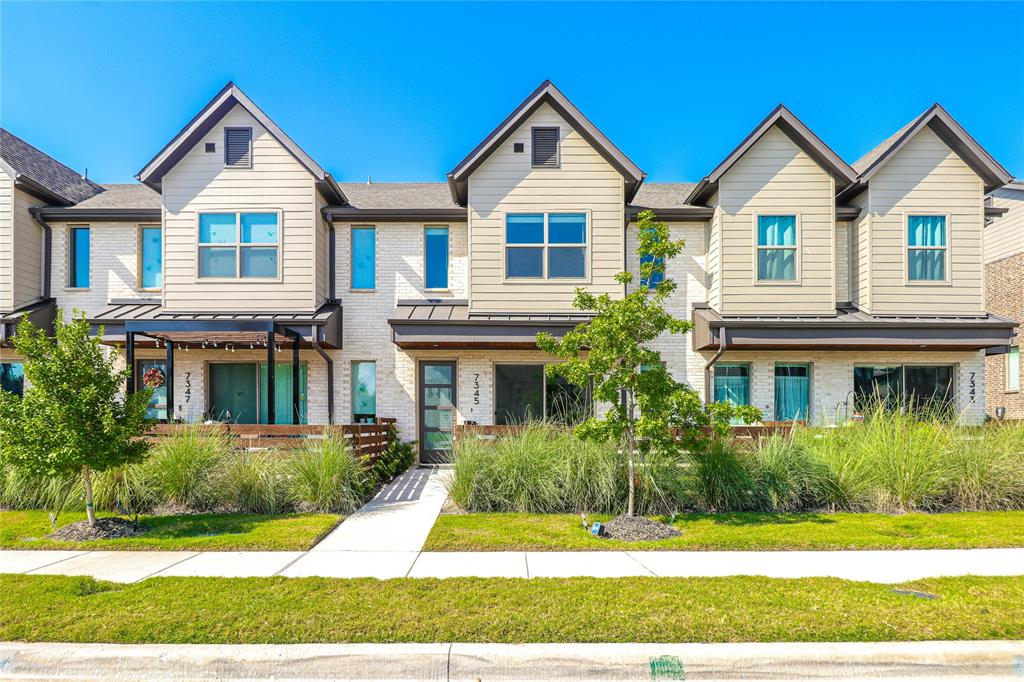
[225,128,252,167]
[531,127,559,168]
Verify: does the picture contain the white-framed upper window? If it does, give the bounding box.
[505,212,587,280]
[755,214,798,282]
[907,215,947,282]
[224,127,253,168]
[198,211,280,279]
[1007,347,1020,392]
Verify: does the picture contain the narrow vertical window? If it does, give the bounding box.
[756,215,797,281]
[69,226,90,288]
[140,226,162,289]
[639,228,664,289]
[351,227,376,289]
[352,361,376,423]
[907,215,947,281]
[424,226,449,289]
[1005,347,1019,392]
[774,363,810,421]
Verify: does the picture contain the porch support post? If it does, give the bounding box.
[125,332,135,396]
[266,332,276,425]
[165,338,175,422]
[291,336,300,425]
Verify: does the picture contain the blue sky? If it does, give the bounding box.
[2,2,1022,184]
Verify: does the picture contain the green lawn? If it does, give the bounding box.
[1,573,1021,643]
[0,510,342,551]
[424,511,1024,551]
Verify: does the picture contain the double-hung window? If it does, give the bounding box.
[351,226,376,290]
[139,226,162,289]
[756,215,797,281]
[198,212,279,278]
[68,226,90,288]
[505,212,586,279]
[424,226,449,289]
[907,215,947,281]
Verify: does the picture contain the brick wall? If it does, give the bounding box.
[985,252,1023,419]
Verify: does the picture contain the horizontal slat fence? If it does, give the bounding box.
[455,422,799,443]
[148,418,397,460]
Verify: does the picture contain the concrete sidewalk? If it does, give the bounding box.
[4,547,1024,583]
[2,640,1022,680]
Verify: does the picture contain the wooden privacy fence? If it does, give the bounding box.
[148,418,397,459]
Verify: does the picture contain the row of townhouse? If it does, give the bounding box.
[0,81,1020,463]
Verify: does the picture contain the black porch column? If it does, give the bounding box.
[266,332,276,425]
[292,337,300,425]
[165,339,175,422]
[125,332,135,396]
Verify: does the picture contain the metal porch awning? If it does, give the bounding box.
[0,298,57,345]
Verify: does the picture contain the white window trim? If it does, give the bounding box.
[195,210,283,282]
[501,210,591,283]
[350,225,376,292]
[137,224,163,292]
[904,213,952,286]
[751,212,801,285]
[423,224,450,292]
[66,224,90,290]
[1006,347,1020,393]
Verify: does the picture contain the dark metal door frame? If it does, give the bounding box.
[419,360,457,464]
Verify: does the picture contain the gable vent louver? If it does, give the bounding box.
[531,127,559,168]
[225,127,252,167]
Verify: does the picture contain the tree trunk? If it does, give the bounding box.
[626,392,636,517]
[81,465,96,525]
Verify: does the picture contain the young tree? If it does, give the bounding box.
[0,311,153,525]
[537,210,760,516]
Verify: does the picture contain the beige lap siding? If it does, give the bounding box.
[704,350,986,425]
[0,170,13,312]
[161,104,319,313]
[11,188,46,310]
[467,102,625,314]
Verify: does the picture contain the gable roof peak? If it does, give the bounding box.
[0,128,104,205]
[136,81,345,204]
[686,104,857,206]
[446,80,645,206]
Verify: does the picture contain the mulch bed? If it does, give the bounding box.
[601,515,681,542]
[48,517,148,542]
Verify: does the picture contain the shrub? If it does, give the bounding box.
[371,434,416,484]
[212,450,287,514]
[287,432,371,513]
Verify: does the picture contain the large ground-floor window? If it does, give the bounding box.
[494,364,591,425]
[208,362,308,424]
[853,364,954,412]
[0,362,24,397]
[774,363,810,421]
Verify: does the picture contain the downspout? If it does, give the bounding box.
[28,208,52,299]
[311,334,335,424]
[703,326,727,403]
[323,212,337,302]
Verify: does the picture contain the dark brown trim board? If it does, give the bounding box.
[0,299,56,345]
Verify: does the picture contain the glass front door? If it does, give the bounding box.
[137,360,168,420]
[420,361,456,464]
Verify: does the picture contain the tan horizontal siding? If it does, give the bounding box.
[867,126,985,315]
[716,126,835,315]
[0,171,14,311]
[162,104,317,313]
[468,103,624,314]
[985,188,1024,263]
[11,188,45,309]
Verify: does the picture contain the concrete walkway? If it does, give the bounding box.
[4,547,1024,584]
[3,640,1023,680]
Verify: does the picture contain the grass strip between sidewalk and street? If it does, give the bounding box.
[423,511,1024,552]
[2,573,1022,644]
[0,511,342,551]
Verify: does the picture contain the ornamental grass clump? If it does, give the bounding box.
[748,433,827,512]
[143,424,230,510]
[213,450,288,514]
[287,431,371,513]
[944,422,1024,511]
[683,438,756,512]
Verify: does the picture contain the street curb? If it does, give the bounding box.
[1,640,1022,681]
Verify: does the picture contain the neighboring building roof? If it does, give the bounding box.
[0,128,103,205]
[336,183,459,210]
[686,105,858,206]
[627,182,712,221]
[136,82,345,204]
[73,183,162,209]
[846,103,1013,198]
[447,80,646,207]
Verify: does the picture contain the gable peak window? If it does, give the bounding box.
[198,212,279,279]
[531,127,559,168]
[225,127,253,168]
[756,215,797,282]
[907,215,947,281]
